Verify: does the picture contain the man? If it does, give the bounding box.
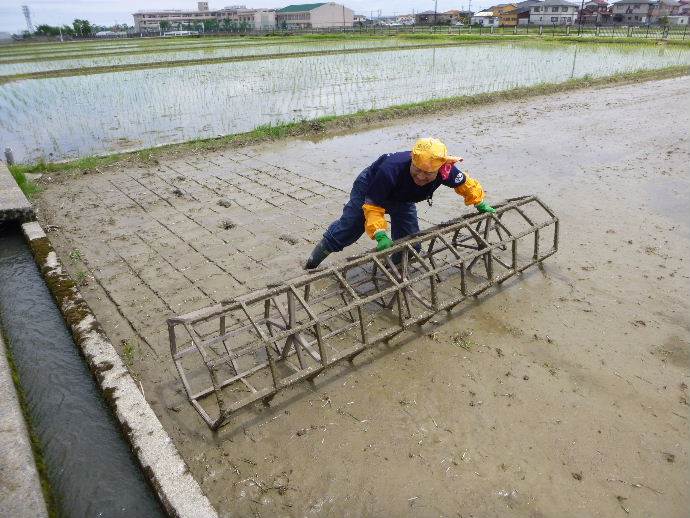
[304,137,495,269]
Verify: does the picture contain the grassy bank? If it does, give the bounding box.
[10,167,40,198]
[9,64,689,180]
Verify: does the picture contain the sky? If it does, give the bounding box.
[0,0,496,34]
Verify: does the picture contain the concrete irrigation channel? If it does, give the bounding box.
[0,162,216,517]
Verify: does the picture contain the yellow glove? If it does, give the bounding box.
[454,174,485,206]
[363,203,388,239]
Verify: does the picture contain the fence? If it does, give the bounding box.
[168,195,559,429]
[15,23,686,42]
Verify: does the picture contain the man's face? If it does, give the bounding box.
[410,163,438,186]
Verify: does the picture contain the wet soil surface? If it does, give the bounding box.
[34,77,689,517]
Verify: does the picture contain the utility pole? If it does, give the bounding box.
[578,0,585,35]
[434,0,438,25]
[22,5,34,33]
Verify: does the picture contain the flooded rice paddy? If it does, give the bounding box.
[0,40,689,164]
[0,39,430,76]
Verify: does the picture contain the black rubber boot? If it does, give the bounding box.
[304,239,331,270]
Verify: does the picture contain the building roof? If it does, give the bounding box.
[611,0,653,4]
[539,0,579,6]
[277,3,325,12]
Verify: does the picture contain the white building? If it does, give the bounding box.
[611,0,653,23]
[529,0,579,24]
[471,11,501,26]
[276,3,354,29]
[133,2,276,32]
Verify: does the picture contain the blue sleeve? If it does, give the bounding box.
[364,156,396,206]
[441,165,466,188]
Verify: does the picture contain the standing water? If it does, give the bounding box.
[0,223,164,517]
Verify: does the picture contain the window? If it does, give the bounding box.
[562,6,568,11]
[551,16,559,21]
[552,7,559,12]
[634,4,640,8]
[534,6,541,11]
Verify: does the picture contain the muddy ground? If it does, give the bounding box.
[33,77,689,517]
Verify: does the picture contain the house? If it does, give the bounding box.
[353,14,368,26]
[276,3,354,28]
[579,0,612,23]
[516,0,543,24]
[492,4,520,26]
[414,10,454,24]
[471,10,501,26]
[611,0,654,23]
[529,0,579,24]
[648,0,682,22]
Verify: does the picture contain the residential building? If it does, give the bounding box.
[516,0,543,24]
[530,0,579,24]
[611,0,687,23]
[492,4,519,26]
[132,3,276,32]
[611,0,654,23]
[414,10,454,24]
[353,14,368,26]
[276,3,354,29]
[471,10,501,26]
[579,0,612,24]
[648,0,681,22]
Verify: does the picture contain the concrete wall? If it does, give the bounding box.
[311,2,354,27]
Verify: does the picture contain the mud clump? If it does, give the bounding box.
[279,234,299,246]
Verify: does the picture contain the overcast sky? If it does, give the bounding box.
[0,0,496,33]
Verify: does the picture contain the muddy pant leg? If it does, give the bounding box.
[389,202,421,264]
[322,171,369,253]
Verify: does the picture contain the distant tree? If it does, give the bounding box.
[220,19,233,32]
[35,24,61,36]
[203,19,219,32]
[658,15,670,27]
[159,20,171,31]
[72,19,93,36]
[239,20,250,32]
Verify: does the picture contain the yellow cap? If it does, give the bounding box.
[411,137,462,173]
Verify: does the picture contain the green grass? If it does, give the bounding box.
[9,166,41,198]
[121,339,136,367]
[9,64,689,176]
[451,330,478,351]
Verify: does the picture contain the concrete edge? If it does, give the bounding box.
[0,162,34,223]
[0,333,49,518]
[20,221,218,518]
